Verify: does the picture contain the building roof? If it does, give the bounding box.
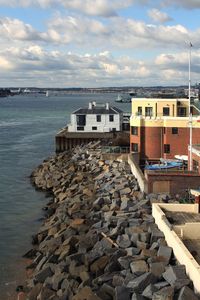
[72,103,123,115]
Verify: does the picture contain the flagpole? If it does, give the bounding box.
[189,42,192,171]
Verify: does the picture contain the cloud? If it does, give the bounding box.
[148,8,172,23]
[163,0,200,9]
[0,0,135,17]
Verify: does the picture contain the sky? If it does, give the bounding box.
[0,0,200,88]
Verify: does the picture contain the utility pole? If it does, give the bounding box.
[189,42,193,171]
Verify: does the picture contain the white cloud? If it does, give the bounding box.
[148,8,172,23]
[0,0,135,17]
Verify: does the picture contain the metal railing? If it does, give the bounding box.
[102,146,130,154]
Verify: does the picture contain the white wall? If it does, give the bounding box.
[68,113,122,132]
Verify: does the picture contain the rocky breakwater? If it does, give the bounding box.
[25,142,199,300]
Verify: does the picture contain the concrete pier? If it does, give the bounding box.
[55,127,129,152]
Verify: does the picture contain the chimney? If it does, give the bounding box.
[106,102,109,110]
[88,102,92,109]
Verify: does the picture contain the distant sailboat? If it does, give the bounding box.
[46,90,49,97]
[115,94,123,102]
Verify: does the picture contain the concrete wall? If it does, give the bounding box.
[128,154,148,193]
[145,171,200,196]
[152,203,200,294]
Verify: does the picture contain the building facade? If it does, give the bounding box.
[130,98,200,161]
[68,102,123,133]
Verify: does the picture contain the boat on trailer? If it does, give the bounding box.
[145,159,183,171]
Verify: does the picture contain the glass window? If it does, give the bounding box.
[92,126,97,130]
[145,107,153,117]
[96,115,101,122]
[177,107,186,117]
[131,143,138,152]
[131,126,138,135]
[164,144,170,153]
[172,127,178,134]
[109,115,114,122]
[77,126,84,131]
[138,107,142,116]
[163,107,170,116]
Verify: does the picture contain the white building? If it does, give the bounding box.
[68,102,123,132]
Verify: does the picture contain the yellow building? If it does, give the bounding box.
[130,98,200,162]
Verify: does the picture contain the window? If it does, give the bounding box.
[163,107,170,116]
[163,127,166,134]
[131,143,138,152]
[138,106,142,116]
[96,115,101,122]
[131,126,138,135]
[145,107,153,117]
[92,126,97,130]
[164,144,170,153]
[76,115,86,126]
[177,107,186,117]
[109,115,114,122]
[193,160,199,172]
[77,126,84,131]
[172,127,178,134]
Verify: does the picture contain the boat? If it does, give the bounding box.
[115,93,131,103]
[145,159,183,170]
[115,94,123,102]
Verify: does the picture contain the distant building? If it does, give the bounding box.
[68,101,123,133]
[130,98,200,161]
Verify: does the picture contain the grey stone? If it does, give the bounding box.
[52,273,65,290]
[157,245,172,265]
[152,286,174,300]
[142,284,158,299]
[112,275,124,287]
[178,286,199,300]
[120,199,134,211]
[116,234,132,248]
[150,228,165,244]
[154,281,169,290]
[162,265,190,290]
[150,262,166,277]
[130,260,148,275]
[131,293,146,300]
[115,286,132,300]
[126,247,141,256]
[127,272,157,293]
[34,267,53,283]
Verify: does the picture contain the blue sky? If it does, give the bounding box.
[0,0,199,87]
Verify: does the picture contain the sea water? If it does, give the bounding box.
[0,93,130,299]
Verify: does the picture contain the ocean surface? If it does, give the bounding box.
[0,93,131,299]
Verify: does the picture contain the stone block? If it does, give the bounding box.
[149,262,165,277]
[115,286,132,300]
[127,272,157,293]
[116,234,132,248]
[130,260,148,275]
[157,245,172,265]
[35,267,53,283]
[152,286,174,300]
[178,286,199,300]
[162,265,190,290]
[142,284,158,299]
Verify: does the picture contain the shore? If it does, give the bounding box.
[22,142,199,299]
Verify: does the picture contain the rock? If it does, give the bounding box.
[72,286,102,300]
[130,260,148,275]
[152,286,174,300]
[27,283,43,300]
[127,272,157,293]
[157,245,172,265]
[115,286,132,300]
[162,265,190,290]
[149,262,165,277]
[90,256,109,273]
[126,247,141,256]
[34,267,54,283]
[142,284,158,299]
[37,287,56,300]
[150,228,165,244]
[116,234,132,248]
[131,293,146,300]
[178,286,199,300]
